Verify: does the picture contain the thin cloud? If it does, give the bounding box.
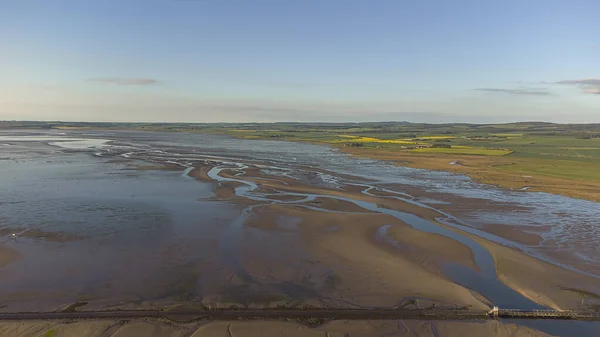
[583,87,600,95]
[555,78,600,95]
[556,78,600,86]
[86,78,159,85]
[475,88,551,96]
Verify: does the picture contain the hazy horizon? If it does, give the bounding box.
[2,1,599,123]
[4,118,600,125]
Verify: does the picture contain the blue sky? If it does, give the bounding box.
[1,0,599,123]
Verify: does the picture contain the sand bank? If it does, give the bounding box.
[188,165,214,182]
[473,236,600,310]
[244,204,486,309]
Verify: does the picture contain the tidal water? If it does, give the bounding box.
[1,129,599,336]
[58,129,600,277]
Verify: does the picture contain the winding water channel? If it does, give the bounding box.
[1,129,600,336]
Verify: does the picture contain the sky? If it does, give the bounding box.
[1,0,599,123]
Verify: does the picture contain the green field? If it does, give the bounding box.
[410,148,513,156]
[197,123,600,165]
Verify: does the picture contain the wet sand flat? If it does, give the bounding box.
[188,165,214,182]
[0,246,20,269]
[2,130,600,337]
[241,204,486,309]
[193,160,600,312]
[477,223,544,246]
[0,319,558,337]
[473,235,600,310]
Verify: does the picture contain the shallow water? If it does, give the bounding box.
[0,140,244,309]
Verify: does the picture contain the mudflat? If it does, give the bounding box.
[0,319,556,337]
[183,159,600,312]
[2,130,600,337]
[0,246,20,269]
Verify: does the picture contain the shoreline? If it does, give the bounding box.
[213,132,600,202]
[339,146,600,202]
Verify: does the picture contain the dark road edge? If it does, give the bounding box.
[0,309,598,321]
